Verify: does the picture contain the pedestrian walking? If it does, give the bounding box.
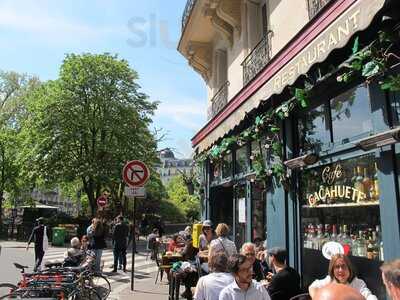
[26,217,49,272]
[87,218,107,273]
[112,216,129,272]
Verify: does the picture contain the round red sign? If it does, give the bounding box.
[122,160,150,187]
[97,196,107,207]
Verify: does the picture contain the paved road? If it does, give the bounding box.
[0,241,160,299]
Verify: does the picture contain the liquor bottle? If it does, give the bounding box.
[362,168,372,201]
[316,224,324,250]
[340,225,352,255]
[373,163,380,201]
[372,231,380,260]
[331,224,338,242]
[322,224,331,246]
[354,166,365,203]
[304,226,310,249]
[375,225,384,261]
[367,237,374,260]
[354,230,367,257]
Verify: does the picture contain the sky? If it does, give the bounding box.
[0,0,206,158]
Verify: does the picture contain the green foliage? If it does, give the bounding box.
[294,88,310,108]
[380,75,400,92]
[19,53,159,215]
[165,175,200,222]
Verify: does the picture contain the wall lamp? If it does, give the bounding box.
[356,127,400,151]
[284,153,319,169]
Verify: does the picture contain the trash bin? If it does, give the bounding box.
[52,227,66,246]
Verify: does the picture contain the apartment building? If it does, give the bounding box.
[178,0,400,297]
[155,148,193,185]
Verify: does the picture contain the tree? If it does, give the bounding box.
[20,53,159,215]
[166,175,201,222]
[0,71,40,225]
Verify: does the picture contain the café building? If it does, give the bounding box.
[178,0,400,298]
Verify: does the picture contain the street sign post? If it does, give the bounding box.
[122,160,150,292]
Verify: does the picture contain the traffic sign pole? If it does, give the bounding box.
[131,196,136,291]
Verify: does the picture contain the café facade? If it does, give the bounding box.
[180,0,400,298]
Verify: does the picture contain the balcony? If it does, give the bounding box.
[207,81,230,120]
[182,0,197,31]
[242,33,272,86]
[307,0,334,19]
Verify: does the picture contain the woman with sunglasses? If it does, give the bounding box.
[199,220,215,251]
[309,254,377,299]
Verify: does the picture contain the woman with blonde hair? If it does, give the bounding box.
[208,223,237,259]
[309,254,377,299]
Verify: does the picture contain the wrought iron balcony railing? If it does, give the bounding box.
[182,0,197,31]
[242,33,272,86]
[207,81,230,120]
[307,0,334,19]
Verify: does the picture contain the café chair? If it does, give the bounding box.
[155,250,172,284]
[290,293,311,300]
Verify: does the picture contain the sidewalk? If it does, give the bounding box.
[115,278,169,300]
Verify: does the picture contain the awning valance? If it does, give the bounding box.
[192,0,385,153]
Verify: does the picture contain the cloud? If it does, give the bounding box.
[0,1,124,43]
[155,98,206,131]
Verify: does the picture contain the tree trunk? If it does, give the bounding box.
[0,191,3,234]
[82,177,96,217]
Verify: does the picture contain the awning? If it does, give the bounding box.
[192,0,386,153]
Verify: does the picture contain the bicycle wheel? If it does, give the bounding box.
[86,274,111,299]
[0,283,17,299]
[67,286,101,300]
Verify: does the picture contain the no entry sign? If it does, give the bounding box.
[122,160,150,187]
[97,195,108,207]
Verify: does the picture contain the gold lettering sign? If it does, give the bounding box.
[307,163,367,206]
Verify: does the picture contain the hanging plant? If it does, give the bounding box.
[380,75,400,92]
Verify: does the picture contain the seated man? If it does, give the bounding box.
[265,247,300,300]
[194,251,234,300]
[63,237,85,267]
[314,283,364,300]
[240,242,268,282]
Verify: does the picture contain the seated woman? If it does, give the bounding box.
[168,234,185,253]
[309,254,377,300]
[63,237,85,267]
[199,220,215,252]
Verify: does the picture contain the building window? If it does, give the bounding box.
[298,84,372,153]
[235,146,248,175]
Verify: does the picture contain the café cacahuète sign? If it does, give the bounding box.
[307,164,367,206]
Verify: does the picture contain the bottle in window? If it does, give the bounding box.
[367,237,375,260]
[362,167,372,200]
[316,224,324,250]
[354,166,365,203]
[331,224,338,242]
[372,163,380,201]
[354,230,367,257]
[340,225,352,255]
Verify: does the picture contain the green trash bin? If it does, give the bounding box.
[52,227,66,246]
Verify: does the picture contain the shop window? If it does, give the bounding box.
[299,104,330,153]
[299,154,383,290]
[389,90,400,126]
[299,84,372,153]
[331,84,372,144]
[235,146,248,175]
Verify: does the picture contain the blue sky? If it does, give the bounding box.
[0,0,206,158]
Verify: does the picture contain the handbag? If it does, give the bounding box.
[42,226,49,251]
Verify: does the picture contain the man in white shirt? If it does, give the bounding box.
[219,254,271,300]
[194,252,234,300]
